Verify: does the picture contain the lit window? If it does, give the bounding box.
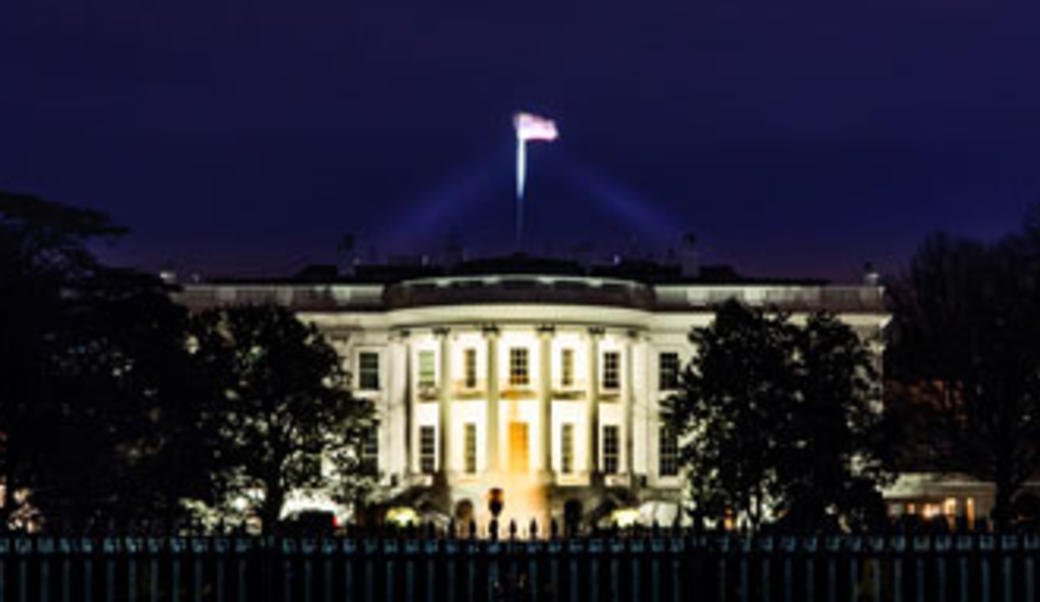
[509,347,529,387]
[658,352,680,390]
[418,350,436,389]
[464,423,477,474]
[419,426,436,474]
[359,352,380,390]
[602,351,620,390]
[361,423,379,473]
[561,423,574,474]
[659,427,679,476]
[602,425,619,474]
[464,348,477,388]
[561,349,574,387]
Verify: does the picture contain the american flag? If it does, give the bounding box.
[514,112,559,142]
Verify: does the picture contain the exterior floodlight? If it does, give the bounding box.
[610,508,641,528]
[385,506,419,527]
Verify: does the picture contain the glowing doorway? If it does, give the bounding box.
[507,422,530,473]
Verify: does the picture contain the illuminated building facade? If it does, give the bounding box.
[177,257,896,527]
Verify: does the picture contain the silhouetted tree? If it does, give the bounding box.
[188,304,376,534]
[888,229,1040,529]
[776,312,891,531]
[0,192,206,527]
[662,300,798,531]
[663,300,890,532]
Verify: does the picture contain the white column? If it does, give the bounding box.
[435,327,452,476]
[624,330,636,478]
[389,330,411,480]
[538,325,554,479]
[483,325,500,473]
[586,326,603,477]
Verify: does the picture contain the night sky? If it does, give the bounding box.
[2,1,1039,281]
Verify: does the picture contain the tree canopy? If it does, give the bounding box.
[188,304,377,533]
[887,226,1040,528]
[663,300,890,532]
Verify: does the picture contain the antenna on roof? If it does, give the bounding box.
[680,231,700,278]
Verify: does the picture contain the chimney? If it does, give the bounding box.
[863,262,880,286]
[680,232,700,278]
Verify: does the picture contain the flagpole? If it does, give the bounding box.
[516,137,526,245]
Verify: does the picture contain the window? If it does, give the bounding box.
[561,349,574,387]
[509,347,529,387]
[418,350,436,389]
[560,423,574,474]
[659,427,679,476]
[464,423,477,474]
[464,348,477,388]
[420,426,436,474]
[361,424,379,473]
[359,352,380,390]
[602,351,620,390]
[602,425,619,474]
[659,352,680,390]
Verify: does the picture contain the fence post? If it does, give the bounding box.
[191,537,208,602]
[403,537,418,602]
[935,535,951,602]
[609,537,623,602]
[526,536,540,602]
[999,535,1017,602]
[234,536,251,602]
[59,537,74,602]
[867,536,884,602]
[147,537,162,602]
[212,536,228,602]
[488,537,502,602]
[847,536,862,602]
[779,537,795,602]
[422,538,437,602]
[15,536,31,602]
[38,536,54,602]
[443,535,458,602]
[825,536,841,602]
[980,535,994,602]
[739,536,751,602]
[631,536,645,602]
[282,537,297,602]
[759,536,774,602]
[717,535,731,602]
[891,535,906,602]
[103,536,119,602]
[464,536,477,602]
[382,538,397,602]
[363,537,376,602]
[803,536,817,602]
[1023,534,1038,602]
[588,537,602,602]
[670,533,686,602]
[955,534,972,602]
[547,537,561,602]
[125,535,142,602]
[912,535,930,602]
[650,535,665,602]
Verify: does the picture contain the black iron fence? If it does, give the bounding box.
[1,530,1038,602]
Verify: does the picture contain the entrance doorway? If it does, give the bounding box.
[507,422,530,473]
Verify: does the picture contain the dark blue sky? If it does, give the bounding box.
[2,0,1039,281]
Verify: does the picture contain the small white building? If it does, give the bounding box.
[175,256,922,527]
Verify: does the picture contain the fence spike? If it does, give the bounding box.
[550,518,559,539]
[529,519,538,540]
